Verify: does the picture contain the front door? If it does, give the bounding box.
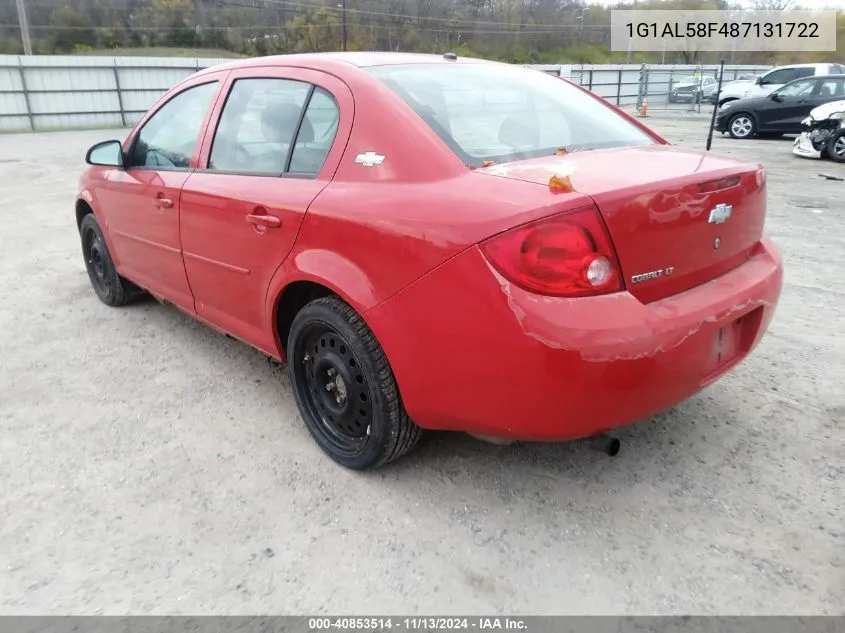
[99,77,224,310]
[757,77,820,132]
[178,68,352,353]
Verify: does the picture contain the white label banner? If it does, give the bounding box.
[611,9,837,52]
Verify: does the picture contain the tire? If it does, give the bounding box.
[79,214,140,307]
[826,130,845,163]
[728,113,755,139]
[288,296,423,470]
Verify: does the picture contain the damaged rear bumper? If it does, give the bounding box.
[366,239,783,441]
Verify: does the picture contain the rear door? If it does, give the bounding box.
[178,67,352,353]
[816,77,845,106]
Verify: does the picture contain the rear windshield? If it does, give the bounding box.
[366,63,654,166]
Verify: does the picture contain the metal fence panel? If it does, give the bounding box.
[0,55,775,133]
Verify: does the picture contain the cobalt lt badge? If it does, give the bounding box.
[708,203,733,224]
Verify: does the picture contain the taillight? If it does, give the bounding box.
[480,205,623,298]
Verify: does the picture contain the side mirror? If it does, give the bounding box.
[85,140,124,167]
[755,76,764,85]
[770,93,783,102]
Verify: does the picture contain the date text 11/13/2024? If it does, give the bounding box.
[308,617,528,630]
[626,21,821,39]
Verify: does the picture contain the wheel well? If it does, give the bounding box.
[719,98,738,106]
[728,110,756,125]
[275,281,336,354]
[76,199,93,230]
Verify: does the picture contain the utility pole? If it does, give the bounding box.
[15,0,32,56]
[340,0,348,51]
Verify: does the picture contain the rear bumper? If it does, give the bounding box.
[366,238,783,441]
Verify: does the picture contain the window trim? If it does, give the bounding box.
[200,76,339,180]
[125,80,220,172]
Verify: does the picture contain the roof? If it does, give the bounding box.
[196,51,498,77]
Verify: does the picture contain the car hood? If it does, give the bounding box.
[673,81,699,88]
[808,99,845,121]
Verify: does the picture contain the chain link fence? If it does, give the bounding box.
[532,63,772,114]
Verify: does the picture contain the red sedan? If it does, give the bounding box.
[76,52,783,469]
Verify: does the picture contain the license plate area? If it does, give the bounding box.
[701,306,764,383]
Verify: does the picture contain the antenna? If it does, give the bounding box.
[706,60,726,151]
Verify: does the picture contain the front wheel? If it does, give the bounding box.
[79,214,141,307]
[826,130,845,163]
[288,296,422,470]
[728,113,755,139]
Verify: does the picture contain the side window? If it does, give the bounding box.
[777,79,817,97]
[762,68,796,85]
[208,78,311,175]
[289,87,340,176]
[820,79,845,97]
[129,82,217,169]
[792,67,816,80]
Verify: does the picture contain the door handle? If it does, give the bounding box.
[246,213,282,229]
[153,196,173,209]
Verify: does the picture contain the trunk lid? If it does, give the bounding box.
[477,145,766,303]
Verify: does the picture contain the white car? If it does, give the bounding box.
[793,99,845,162]
[718,63,845,106]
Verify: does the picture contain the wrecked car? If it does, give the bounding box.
[793,99,845,162]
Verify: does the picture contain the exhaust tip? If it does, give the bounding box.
[588,433,621,457]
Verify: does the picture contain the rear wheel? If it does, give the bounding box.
[826,130,845,163]
[288,296,422,470]
[79,214,140,307]
[728,113,755,139]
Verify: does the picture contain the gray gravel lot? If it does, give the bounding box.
[0,112,843,615]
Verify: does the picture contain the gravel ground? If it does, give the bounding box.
[0,113,842,615]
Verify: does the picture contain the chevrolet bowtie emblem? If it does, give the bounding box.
[708,203,733,224]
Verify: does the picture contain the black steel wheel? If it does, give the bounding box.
[79,214,138,307]
[288,296,422,470]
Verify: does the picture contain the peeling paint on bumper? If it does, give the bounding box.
[367,239,784,441]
